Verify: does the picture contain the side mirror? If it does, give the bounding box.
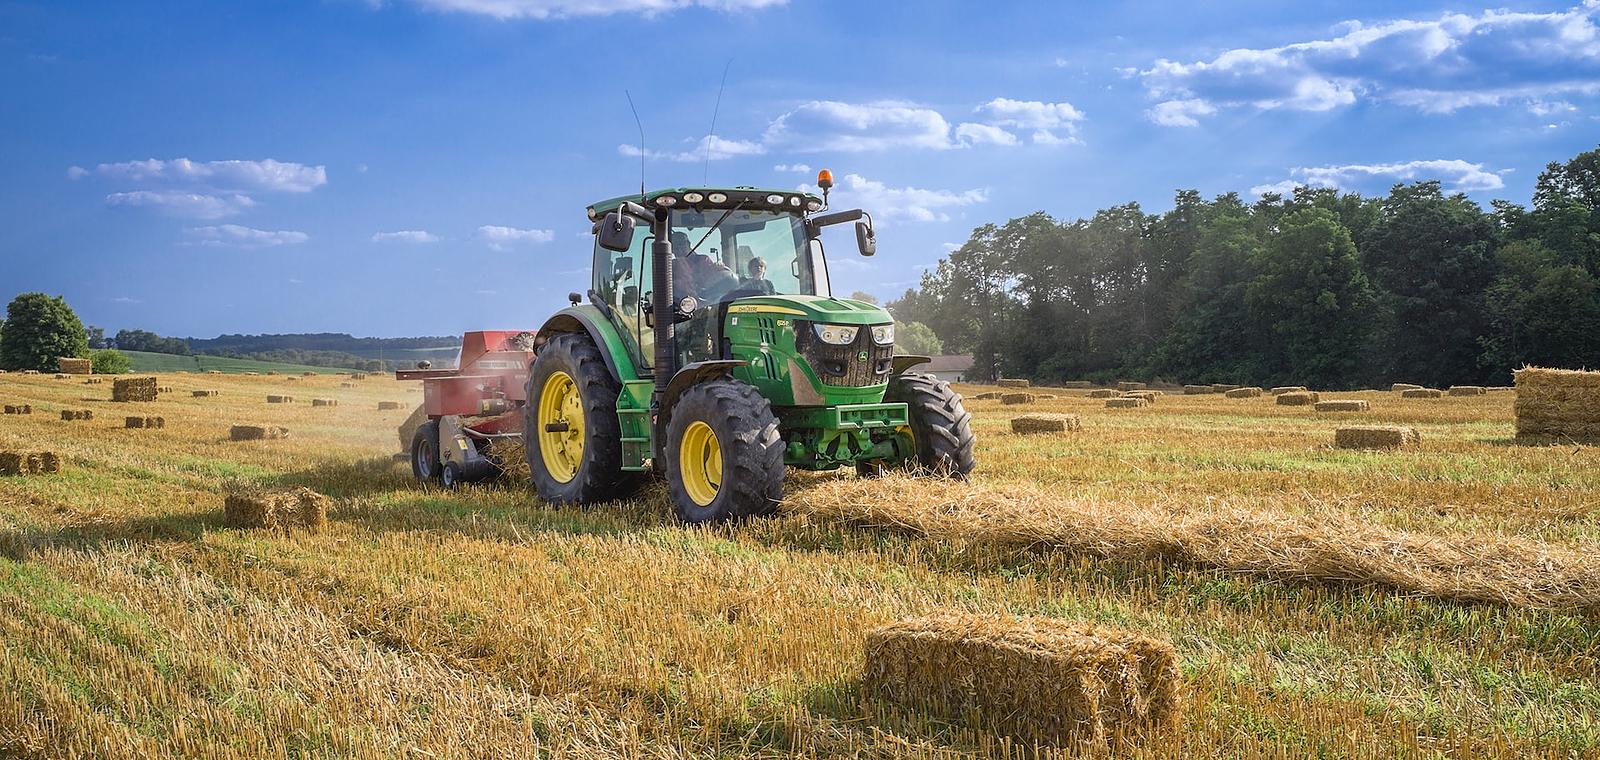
[855,221,876,257]
[597,212,635,253]
[613,256,633,281]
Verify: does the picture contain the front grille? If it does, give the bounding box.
[795,320,893,387]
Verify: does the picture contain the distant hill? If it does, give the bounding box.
[185,333,458,354]
[123,351,352,375]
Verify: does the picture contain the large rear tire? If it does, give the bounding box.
[411,420,442,482]
[887,372,976,478]
[663,379,784,523]
[523,333,635,504]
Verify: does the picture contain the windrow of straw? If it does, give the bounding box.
[1315,400,1370,413]
[111,377,158,402]
[223,483,329,530]
[59,409,94,421]
[0,451,61,476]
[1088,389,1119,399]
[784,477,1600,610]
[1223,387,1263,399]
[1515,366,1600,441]
[1001,393,1037,405]
[1401,388,1444,399]
[1391,383,1423,392]
[1449,385,1487,396]
[1276,391,1320,406]
[56,357,91,374]
[1010,413,1081,434]
[863,611,1181,749]
[230,425,289,441]
[1335,426,1421,450]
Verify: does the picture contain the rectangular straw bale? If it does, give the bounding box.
[377,401,402,410]
[1088,389,1118,399]
[157,386,172,393]
[973,391,1004,400]
[266,395,294,404]
[1117,381,1146,392]
[1335,425,1421,450]
[1001,392,1037,405]
[84,378,102,385]
[1401,388,1443,399]
[1011,413,1081,434]
[863,612,1181,747]
[145,416,164,429]
[125,416,146,429]
[302,371,316,377]
[1122,391,1158,402]
[111,377,158,402]
[1391,383,1423,392]
[1448,385,1487,396]
[1315,399,1370,412]
[1060,380,1093,389]
[1211,384,1241,392]
[23,454,41,474]
[340,382,357,388]
[1269,386,1307,395]
[57,357,92,374]
[192,390,219,397]
[207,370,222,375]
[266,371,278,376]
[997,379,1030,388]
[53,374,69,380]
[1514,367,1600,441]
[230,425,289,441]
[1223,387,1263,399]
[36,452,60,474]
[60,410,94,421]
[1105,397,1148,409]
[1182,385,1214,395]
[1275,391,1320,406]
[312,398,338,407]
[0,453,20,476]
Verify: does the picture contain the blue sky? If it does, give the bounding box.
[2,0,1597,338]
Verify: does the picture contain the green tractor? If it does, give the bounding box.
[525,173,975,522]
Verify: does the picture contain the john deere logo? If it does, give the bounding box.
[857,351,869,362]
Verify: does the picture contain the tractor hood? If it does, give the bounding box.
[725,295,891,325]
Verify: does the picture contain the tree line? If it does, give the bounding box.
[889,145,1600,390]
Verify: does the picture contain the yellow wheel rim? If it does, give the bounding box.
[678,420,722,507]
[537,370,585,483]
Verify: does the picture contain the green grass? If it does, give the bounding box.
[121,350,354,375]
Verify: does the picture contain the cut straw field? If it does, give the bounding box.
[0,372,1597,758]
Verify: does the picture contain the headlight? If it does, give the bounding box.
[707,192,728,203]
[655,195,678,207]
[677,296,698,313]
[871,324,894,345]
[682,192,704,204]
[805,199,823,212]
[813,324,858,345]
[765,194,785,205]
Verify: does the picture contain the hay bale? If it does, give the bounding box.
[1391,383,1423,392]
[1401,388,1443,399]
[53,373,69,380]
[266,370,279,376]
[1315,400,1370,413]
[146,416,164,429]
[1088,389,1118,399]
[1276,391,1319,406]
[1122,391,1159,403]
[997,379,1030,388]
[863,612,1181,747]
[302,371,316,377]
[223,484,326,530]
[1105,397,1148,409]
[1514,367,1600,441]
[1060,380,1093,389]
[207,370,222,375]
[340,382,357,388]
[1211,383,1241,392]
[84,378,103,385]
[0,453,20,476]
[192,390,219,397]
[1448,385,1487,396]
[1117,381,1146,392]
[125,416,146,429]
[230,425,289,441]
[111,377,158,402]
[57,357,92,374]
[312,398,338,407]
[1035,393,1059,400]
[1001,392,1037,405]
[266,395,294,404]
[1182,385,1214,395]
[1011,413,1081,434]
[973,391,1004,400]
[1223,387,1263,399]
[36,452,60,474]
[377,401,402,410]
[21,370,37,375]
[60,410,93,421]
[3,405,31,415]
[1269,386,1307,395]
[1335,426,1421,450]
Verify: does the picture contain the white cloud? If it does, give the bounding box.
[1250,159,1508,196]
[66,166,88,180]
[1140,2,1600,124]
[971,98,1084,143]
[185,224,310,247]
[106,191,258,219]
[88,158,327,193]
[403,0,784,20]
[618,135,766,162]
[953,122,1021,147]
[799,173,987,224]
[478,224,554,250]
[371,230,440,243]
[773,163,812,173]
[764,101,958,152]
[110,296,141,304]
[1146,98,1218,127]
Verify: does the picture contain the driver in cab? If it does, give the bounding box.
[671,231,737,301]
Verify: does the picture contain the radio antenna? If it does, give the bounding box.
[703,58,732,185]
[625,89,646,198]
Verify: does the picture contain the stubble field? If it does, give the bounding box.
[0,371,1596,758]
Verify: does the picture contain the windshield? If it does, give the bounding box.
[668,209,829,303]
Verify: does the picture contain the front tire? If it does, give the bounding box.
[664,379,784,523]
[411,420,442,482]
[523,333,634,504]
[888,372,976,478]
